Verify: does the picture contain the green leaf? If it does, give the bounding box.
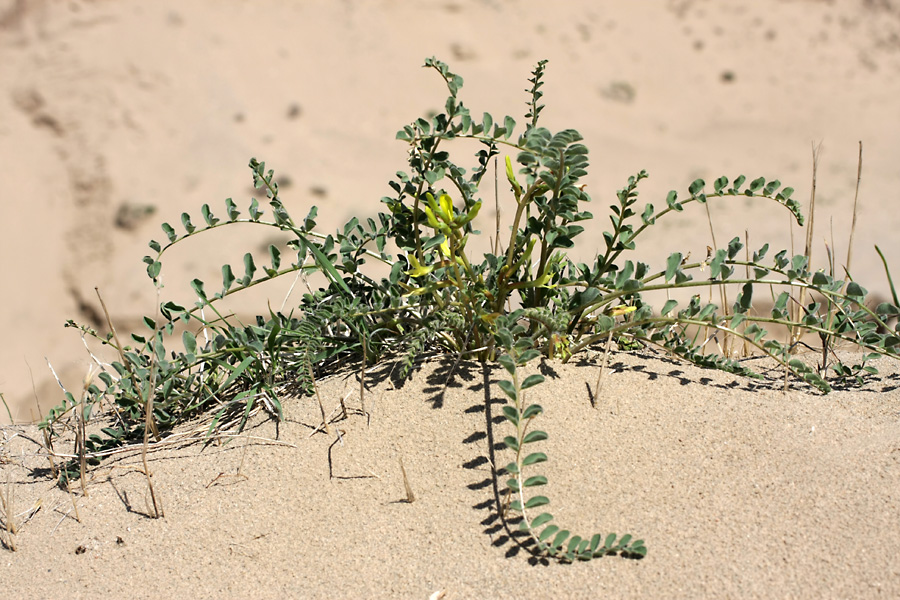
[503,115,515,139]
[697,303,717,321]
[524,495,550,509]
[661,299,678,316]
[498,380,517,401]
[529,512,554,529]
[497,354,516,375]
[225,197,240,221]
[423,234,446,251]
[201,203,219,226]
[503,436,519,452]
[812,271,829,286]
[539,524,560,542]
[191,279,207,299]
[568,535,583,554]
[522,452,547,466]
[299,235,352,297]
[424,169,441,186]
[269,245,281,273]
[482,112,493,135]
[846,281,866,301]
[550,529,570,550]
[521,374,545,389]
[242,253,257,285]
[501,405,519,425]
[688,179,705,197]
[147,261,162,279]
[249,198,262,221]
[181,212,196,233]
[522,430,548,444]
[222,264,235,292]
[517,349,542,365]
[217,356,256,391]
[183,330,197,355]
[523,475,548,487]
[675,270,692,284]
[161,222,177,242]
[665,252,683,282]
[709,249,726,279]
[876,302,900,317]
[522,404,543,419]
[667,190,681,210]
[628,543,648,558]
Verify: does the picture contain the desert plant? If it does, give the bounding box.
[494,313,646,560]
[40,58,900,561]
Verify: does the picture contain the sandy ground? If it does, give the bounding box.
[2,351,899,599]
[1,1,900,597]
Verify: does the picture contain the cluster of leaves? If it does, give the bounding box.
[42,58,900,560]
[495,315,647,561]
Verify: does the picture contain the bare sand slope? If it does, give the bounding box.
[2,351,899,598]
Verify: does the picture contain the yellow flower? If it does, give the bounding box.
[405,254,434,277]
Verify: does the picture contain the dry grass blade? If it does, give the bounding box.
[1,434,17,551]
[306,355,332,435]
[1,473,16,551]
[359,335,368,418]
[845,141,863,277]
[493,156,501,257]
[76,366,96,498]
[399,455,415,503]
[793,142,822,347]
[704,201,731,355]
[205,436,251,488]
[0,394,12,425]
[95,287,161,440]
[592,332,615,409]
[140,288,163,519]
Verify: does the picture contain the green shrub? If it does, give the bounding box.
[44,57,900,561]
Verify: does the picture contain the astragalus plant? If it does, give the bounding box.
[46,58,899,562]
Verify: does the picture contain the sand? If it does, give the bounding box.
[2,351,899,598]
[1,0,900,597]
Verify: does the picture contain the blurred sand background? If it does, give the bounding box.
[1,1,899,420]
[2,3,900,598]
